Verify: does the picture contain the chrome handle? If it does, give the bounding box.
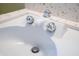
[46,22,56,32]
[26,16,34,24]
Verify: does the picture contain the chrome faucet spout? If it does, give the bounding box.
[43,9,51,18]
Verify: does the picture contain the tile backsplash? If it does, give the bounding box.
[25,3,79,22]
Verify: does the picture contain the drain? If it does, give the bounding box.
[31,47,40,53]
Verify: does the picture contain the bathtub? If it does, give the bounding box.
[0,9,79,56]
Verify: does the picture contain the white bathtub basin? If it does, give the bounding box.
[0,10,79,56]
[0,15,57,56]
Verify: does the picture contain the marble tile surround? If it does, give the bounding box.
[25,3,79,22]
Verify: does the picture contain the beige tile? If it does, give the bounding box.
[25,3,79,22]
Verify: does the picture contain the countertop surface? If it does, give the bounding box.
[0,8,79,31]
